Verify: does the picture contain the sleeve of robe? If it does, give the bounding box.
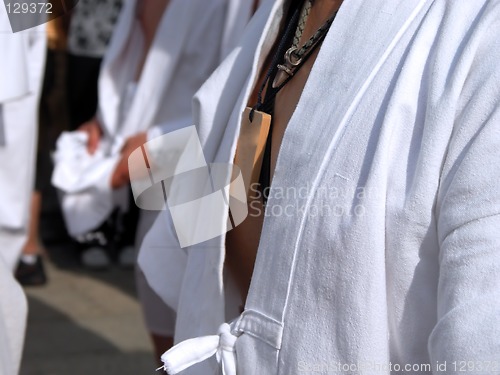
[431,6,500,367]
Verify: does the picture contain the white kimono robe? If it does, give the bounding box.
[0,7,46,270]
[52,0,229,236]
[154,0,500,374]
[0,6,45,375]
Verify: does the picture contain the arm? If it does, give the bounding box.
[430,12,500,368]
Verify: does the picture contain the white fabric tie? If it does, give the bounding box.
[159,323,238,375]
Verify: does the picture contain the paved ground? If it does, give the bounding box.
[19,224,158,375]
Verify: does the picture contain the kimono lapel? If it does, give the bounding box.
[221,0,257,59]
[197,0,284,162]
[97,0,141,137]
[120,0,193,137]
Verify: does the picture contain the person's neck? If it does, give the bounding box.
[299,0,342,44]
[134,0,170,82]
[311,0,343,17]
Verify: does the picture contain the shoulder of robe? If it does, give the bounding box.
[425,0,500,59]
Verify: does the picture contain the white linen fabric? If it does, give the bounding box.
[152,0,500,374]
[0,9,46,269]
[0,6,45,375]
[135,198,176,336]
[52,0,228,236]
[0,8,28,104]
[220,0,259,60]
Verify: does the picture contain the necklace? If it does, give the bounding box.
[272,0,337,88]
[237,1,337,203]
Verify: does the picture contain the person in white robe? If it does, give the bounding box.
[135,0,262,361]
[52,0,244,361]
[139,0,500,374]
[0,4,46,374]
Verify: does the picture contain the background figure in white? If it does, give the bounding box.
[53,0,234,361]
[0,4,46,374]
[136,0,262,363]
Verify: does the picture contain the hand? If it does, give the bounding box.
[78,117,102,155]
[110,132,148,189]
[121,132,148,160]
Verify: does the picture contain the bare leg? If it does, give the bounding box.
[16,191,47,286]
[21,191,44,256]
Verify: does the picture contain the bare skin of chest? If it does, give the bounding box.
[226,0,343,301]
[135,0,170,81]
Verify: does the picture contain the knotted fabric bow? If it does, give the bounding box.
[158,323,238,375]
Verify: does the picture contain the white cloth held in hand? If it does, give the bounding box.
[51,132,122,236]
